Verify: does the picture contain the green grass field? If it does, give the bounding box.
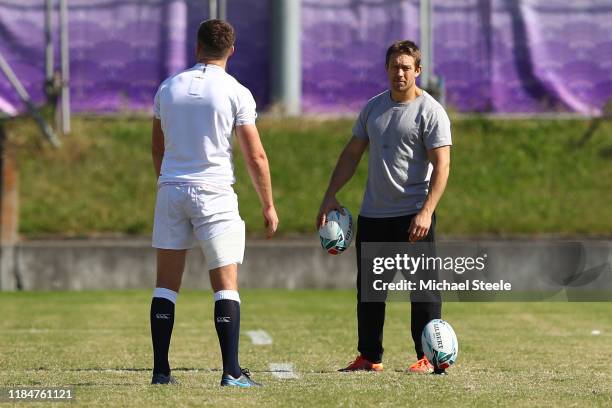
[5,116,612,237]
[1,290,611,407]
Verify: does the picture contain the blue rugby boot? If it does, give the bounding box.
[220,368,262,387]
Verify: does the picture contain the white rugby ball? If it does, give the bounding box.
[319,207,353,255]
[422,319,458,370]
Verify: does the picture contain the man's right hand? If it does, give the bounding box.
[316,195,344,229]
[263,205,279,239]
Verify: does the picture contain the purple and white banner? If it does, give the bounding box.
[1,0,610,115]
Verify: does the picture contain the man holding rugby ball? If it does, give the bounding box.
[317,40,452,375]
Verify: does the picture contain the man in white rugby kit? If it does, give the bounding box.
[150,19,278,387]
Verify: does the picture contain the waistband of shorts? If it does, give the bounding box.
[157,180,233,192]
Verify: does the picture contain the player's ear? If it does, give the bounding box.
[227,45,235,58]
[415,64,421,77]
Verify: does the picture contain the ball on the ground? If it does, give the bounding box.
[422,319,458,370]
[319,207,353,255]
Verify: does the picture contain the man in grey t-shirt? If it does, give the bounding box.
[317,40,452,374]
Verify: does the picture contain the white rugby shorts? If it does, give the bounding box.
[152,183,245,268]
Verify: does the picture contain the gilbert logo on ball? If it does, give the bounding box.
[422,319,459,370]
[319,207,353,255]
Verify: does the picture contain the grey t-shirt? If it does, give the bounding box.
[352,90,452,218]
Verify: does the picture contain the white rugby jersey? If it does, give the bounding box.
[153,63,257,185]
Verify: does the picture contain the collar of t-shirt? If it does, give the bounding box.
[193,63,225,73]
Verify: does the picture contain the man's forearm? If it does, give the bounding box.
[421,162,450,215]
[246,156,274,208]
[324,149,361,198]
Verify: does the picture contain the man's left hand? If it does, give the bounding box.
[409,211,432,242]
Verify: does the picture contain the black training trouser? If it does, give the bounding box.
[356,214,442,363]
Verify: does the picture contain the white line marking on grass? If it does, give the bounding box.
[269,363,298,379]
[9,368,209,373]
[591,329,601,336]
[246,330,273,345]
[1,328,51,334]
[4,329,115,334]
[28,329,49,334]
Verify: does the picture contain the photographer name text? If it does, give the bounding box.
[372,279,512,291]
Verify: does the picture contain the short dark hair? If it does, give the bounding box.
[385,40,421,68]
[197,19,235,59]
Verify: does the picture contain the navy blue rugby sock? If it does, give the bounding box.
[150,288,177,376]
[214,290,242,378]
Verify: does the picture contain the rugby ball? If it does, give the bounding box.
[422,319,458,370]
[319,207,353,255]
